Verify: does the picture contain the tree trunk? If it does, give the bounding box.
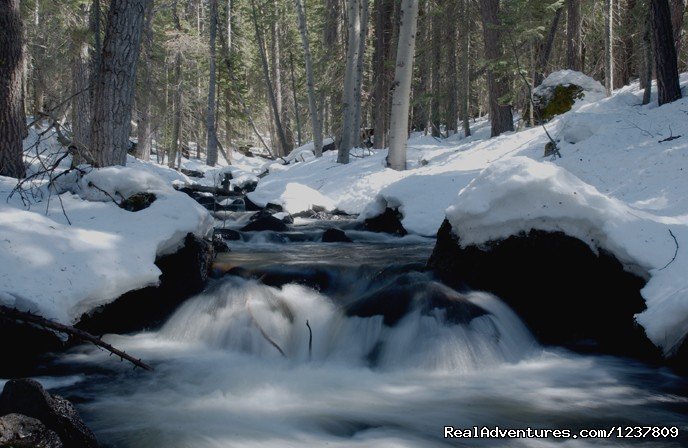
[534,6,563,87]
[250,0,290,158]
[446,4,459,136]
[479,0,513,137]
[169,2,183,168]
[604,0,614,96]
[0,0,26,178]
[71,37,92,164]
[372,0,394,149]
[642,4,653,105]
[136,2,154,161]
[566,0,582,71]
[206,0,219,166]
[461,0,471,137]
[670,0,686,61]
[90,0,151,167]
[288,53,303,147]
[353,0,370,145]
[430,5,442,137]
[652,0,682,105]
[388,0,420,171]
[338,0,362,163]
[294,0,323,156]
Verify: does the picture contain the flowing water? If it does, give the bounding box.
[46,229,688,447]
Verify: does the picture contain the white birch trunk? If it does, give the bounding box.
[294,0,323,156]
[387,0,419,171]
[605,0,614,96]
[338,0,361,164]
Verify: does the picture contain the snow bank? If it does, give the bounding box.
[0,162,213,325]
[249,73,688,354]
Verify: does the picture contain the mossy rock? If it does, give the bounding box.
[535,84,585,122]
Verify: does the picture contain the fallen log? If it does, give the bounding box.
[0,305,154,371]
[173,183,241,197]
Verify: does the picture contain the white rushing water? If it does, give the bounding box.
[52,243,688,448]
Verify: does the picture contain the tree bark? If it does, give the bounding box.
[479,0,513,137]
[604,0,614,96]
[353,0,370,144]
[388,0,419,171]
[534,6,563,87]
[430,5,442,137]
[0,0,26,178]
[251,0,290,158]
[206,0,219,166]
[338,0,362,163]
[566,0,582,71]
[136,2,154,161]
[642,4,653,105]
[71,37,92,165]
[446,4,459,136]
[461,0,471,137]
[294,0,324,156]
[652,0,682,105]
[372,0,394,149]
[169,2,183,168]
[670,0,686,61]
[90,0,151,167]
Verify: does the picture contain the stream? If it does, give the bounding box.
[39,218,688,447]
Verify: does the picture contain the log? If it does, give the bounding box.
[174,183,241,197]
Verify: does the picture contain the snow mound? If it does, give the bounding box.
[446,157,686,354]
[0,163,213,325]
[534,69,607,108]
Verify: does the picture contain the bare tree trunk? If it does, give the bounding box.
[430,5,442,137]
[566,0,582,71]
[479,0,513,137]
[90,0,102,93]
[90,0,151,167]
[353,0,370,144]
[461,0,471,137]
[534,6,563,86]
[71,38,92,164]
[388,0,419,171]
[652,0,682,105]
[294,0,324,156]
[251,0,290,158]
[136,2,154,161]
[288,53,303,147]
[206,0,219,166]
[169,2,183,168]
[642,4,653,105]
[338,0,361,163]
[372,0,394,149]
[670,0,686,62]
[0,0,26,178]
[446,5,459,136]
[604,0,614,96]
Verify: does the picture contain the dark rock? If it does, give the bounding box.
[668,337,688,375]
[322,228,352,243]
[235,180,258,194]
[77,233,213,334]
[280,214,294,225]
[428,220,660,360]
[180,169,204,178]
[221,173,231,191]
[212,235,231,253]
[194,195,216,209]
[322,141,336,152]
[0,379,97,448]
[241,216,288,232]
[213,228,241,241]
[119,192,156,212]
[244,196,262,211]
[346,272,487,326]
[364,208,407,236]
[264,203,284,214]
[228,266,333,292]
[0,413,63,448]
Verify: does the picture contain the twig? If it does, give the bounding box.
[658,125,681,143]
[246,299,286,357]
[0,304,153,371]
[306,319,313,361]
[87,181,121,205]
[659,229,679,271]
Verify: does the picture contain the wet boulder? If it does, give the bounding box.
[0,379,98,448]
[322,228,352,243]
[242,215,288,232]
[364,208,407,236]
[428,219,659,360]
[214,228,241,241]
[0,413,63,448]
[346,272,487,326]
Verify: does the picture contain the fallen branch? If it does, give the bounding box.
[659,229,679,271]
[0,305,154,371]
[306,320,313,361]
[173,183,239,196]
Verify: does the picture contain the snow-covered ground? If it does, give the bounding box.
[0,133,213,325]
[249,71,688,355]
